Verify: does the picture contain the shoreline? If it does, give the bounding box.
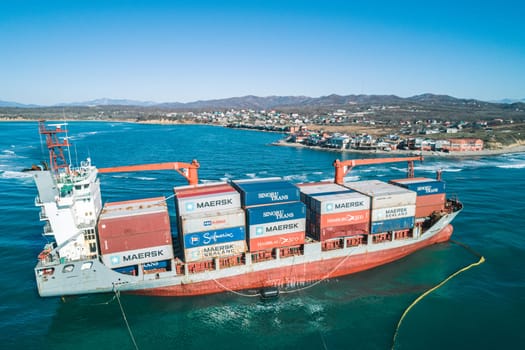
[271,139,525,158]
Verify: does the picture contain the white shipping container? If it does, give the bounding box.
[176,192,241,216]
[344,180,416,208]
[248,218,306,238]
[180,209,245,234]
[298,183,348,195]
[311,192,370,214]
[371,205,416,221]
[101,244,174,268]
[184,240,247,263]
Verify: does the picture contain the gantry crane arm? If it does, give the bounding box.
[333,156,423,184]
[98,160,200,185]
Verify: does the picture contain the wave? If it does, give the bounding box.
[0,171,33,180]
[283,174,309,182]
[497,163,525,169]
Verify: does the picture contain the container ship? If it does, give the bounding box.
[29,121,462,297]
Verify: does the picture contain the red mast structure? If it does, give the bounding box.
[38,120,70,174]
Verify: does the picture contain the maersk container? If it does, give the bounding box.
[248,231,305,251]
[370,217,415,234]
[246,201,306,225]
[184,240,247,263]
[389,178,446,196]
[248,218,306,239]
[180,209,245,234]
[182,226,246,249]
[101,244,174,268]
[345,180,416,209]
[319,222,370,241]
[232,179,300,207]
[310,192,370,214]
[176,191,241,216]
[371,205,416,221]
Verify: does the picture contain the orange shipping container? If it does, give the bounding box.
[320,222,369,241]
[416,193,445,207]
[248,231,305,251]
[317,209,370,228]
[415,204,444,218]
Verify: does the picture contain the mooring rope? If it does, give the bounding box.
[391,240,485,349]
[209,273,260,297]
[114,288,139,350]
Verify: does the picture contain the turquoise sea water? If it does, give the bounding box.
[1,121,524,349]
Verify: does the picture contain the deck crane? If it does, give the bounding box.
[333,156,423,184]
[98,160,200,185]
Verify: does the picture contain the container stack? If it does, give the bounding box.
[345,180,416,234]
[232,178,306,252]
[174,183,247,263]
[389,177,446,218]
[97,197,174,271]
[298,182,370,241]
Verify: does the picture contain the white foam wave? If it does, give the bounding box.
[245,173,257,178]
[283,174,308,182]
[0,171,33,179]
[312,171,323,175]
[2,150,15,155]
[497,163,525,169]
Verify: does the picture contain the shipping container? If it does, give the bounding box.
[310,192,370,214]
[183,240,247,263]
[390,178,446,196]
[248,218,306,239]
[232,179,300,207]
[245,201,306,225]
[318,222,370,241]
[344,180,416,208]
[173,182,235,198]
[370,217,415,234]
[314,209,370,227]
[102,244,174,268]
[371,205,416,221]
[176,191,241,216]
[180,208,245,234]
[98,197,170,238]
[416,193,446,207]
[298,182,350,204]
[182,226,246,249]
[99,229,172,254]
[143,260,169,270]
[415,204,444,218]
[248,231,305,251]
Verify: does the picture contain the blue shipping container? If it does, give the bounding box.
[183,226,246,248]
[393,181,445,196]
[246,201,306,225]
[143,260,169,270]
[371,216,415,234]
[233,180,300,207]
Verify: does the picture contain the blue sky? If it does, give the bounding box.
[1,0,524,105]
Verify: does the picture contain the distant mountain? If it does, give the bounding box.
[0,100,40,108]
[55,98,159,107]
[490,98,525,104]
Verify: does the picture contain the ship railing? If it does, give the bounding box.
[43,222,53,235]
[34,196,43,206]
[39,208,48,220]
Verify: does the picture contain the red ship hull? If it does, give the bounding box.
[135,224,454,297]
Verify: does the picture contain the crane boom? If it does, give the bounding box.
[333,156,423,184]
[98,160,200,185]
